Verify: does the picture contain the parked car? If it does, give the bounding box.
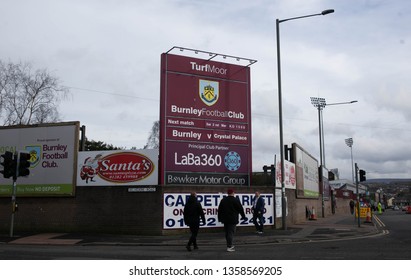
[393,205,400,211]
[402,205,409,211]
[406,206,411,214]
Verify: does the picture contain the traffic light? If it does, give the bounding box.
[18,152,31,177]
[359,169,366,182]
[262,165,275,186]
[1,151,17,179]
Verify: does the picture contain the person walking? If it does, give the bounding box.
[349,199,355,215]
[252,191,265,234]
[183,192,205,251]
[218,189,246,252]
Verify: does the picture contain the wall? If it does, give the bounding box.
[0,186,351,235]
[0,186,163,235]
[277,189,351,228]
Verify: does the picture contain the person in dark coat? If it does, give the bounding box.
[349,199,355,215]
[252,191,265,233]
[217,189,246,252]
[183,192,205,251]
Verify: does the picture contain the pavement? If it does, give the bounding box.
[0,213,385,247]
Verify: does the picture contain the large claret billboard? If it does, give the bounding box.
[160,52,252,186]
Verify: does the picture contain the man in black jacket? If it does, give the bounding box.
[183,192,206,251]
[218,189,246,252]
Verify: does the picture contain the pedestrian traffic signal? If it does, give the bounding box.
[359,169,366,182]
[1,151,17,179]
[18,152,31,177]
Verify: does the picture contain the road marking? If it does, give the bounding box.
[373,215,385,227]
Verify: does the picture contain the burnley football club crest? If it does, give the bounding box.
[199,79,219,106]
[24,145,41,168]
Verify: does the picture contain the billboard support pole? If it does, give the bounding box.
[80,125,86,151]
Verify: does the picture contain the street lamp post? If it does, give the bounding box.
[345,138,355,183]
[276,9,334,230]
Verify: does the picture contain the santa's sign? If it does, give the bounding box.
[77,150,158,186]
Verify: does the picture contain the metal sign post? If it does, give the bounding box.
[355,163,361,228]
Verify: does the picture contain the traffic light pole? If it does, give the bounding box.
[9,152,21,237]
[10,178,17,237]
[1,151,30,237]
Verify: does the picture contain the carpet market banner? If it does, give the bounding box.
[163,192,274,229]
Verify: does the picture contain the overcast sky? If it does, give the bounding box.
[1,0,410,180]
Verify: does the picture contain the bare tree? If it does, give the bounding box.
[0,60,68,125]
[144,120,159,149]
